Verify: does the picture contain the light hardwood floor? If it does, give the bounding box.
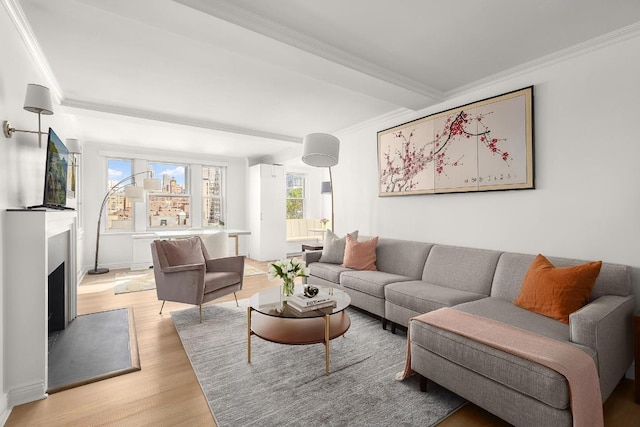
[6,259,639,426]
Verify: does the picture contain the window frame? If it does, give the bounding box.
[286,173,306,220]
[147,161,192,229]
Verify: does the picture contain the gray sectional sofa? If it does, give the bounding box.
[302,237,635,427]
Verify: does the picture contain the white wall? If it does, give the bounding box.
[80,142,249,271]
[0,3,79,421]
[334,32,640,309]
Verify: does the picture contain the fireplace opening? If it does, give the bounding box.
[48,262,67,333]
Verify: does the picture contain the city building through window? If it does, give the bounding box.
[106,158,134,231]
[148,162,190,228]
[202,166,225,227]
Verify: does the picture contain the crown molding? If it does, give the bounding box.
[336,108,417,136]
[61,98,302,143]
[173,0,443,103]
[2,0,64,102]
[445,21,640,100]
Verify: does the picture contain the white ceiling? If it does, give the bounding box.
[15,0,640,162]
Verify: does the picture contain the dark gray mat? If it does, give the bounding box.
[172,301,465,426]
[48,307,140,393]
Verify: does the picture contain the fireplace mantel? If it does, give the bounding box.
[4,210,78,407]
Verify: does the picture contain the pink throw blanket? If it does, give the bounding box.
[396,308,603,427]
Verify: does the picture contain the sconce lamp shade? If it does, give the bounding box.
[143,178,162,191]
[302,133,339,167]
[321,181,332,194]
[65,138,81,154]
[23,84,53,115]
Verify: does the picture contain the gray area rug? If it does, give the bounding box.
[48,307,141,393]
[172,301,465,426]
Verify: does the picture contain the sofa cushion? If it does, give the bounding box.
[343,235,378,270]
[491,252,631,302]
[421,245,501,295]
[411,299,597,410]
[341,270,414,298]
[309,262,352,284]
[514,254,601,324]
[319,230,359,264]
[204,272,241,293]
[454,298,572,342]
[375,239,434,279]
[385,280,486,314]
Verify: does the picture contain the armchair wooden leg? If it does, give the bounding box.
[159,300,166,315]
[199,305,203,323]
[234,292,239,307]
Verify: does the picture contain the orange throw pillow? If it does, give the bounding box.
[514,254,602,324]
[343,235,378,271]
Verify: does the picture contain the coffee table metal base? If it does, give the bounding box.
[247,308,350,375]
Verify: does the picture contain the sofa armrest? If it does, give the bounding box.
[154,265,206,303]
[303,250,323,264]
[569,294,635,399]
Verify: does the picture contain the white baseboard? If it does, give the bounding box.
[0,392,10,426]
[7,382,47,408]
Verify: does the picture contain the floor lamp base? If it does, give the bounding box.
[88,268,109,275]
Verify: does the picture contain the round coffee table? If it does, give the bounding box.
[247,284,351,375]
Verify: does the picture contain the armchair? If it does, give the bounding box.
[150,236,245,322]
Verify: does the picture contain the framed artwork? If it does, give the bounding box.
[377,86,534,196]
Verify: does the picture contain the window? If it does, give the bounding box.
[286,173,305,219]
[106,158,134,230]
[202,166,225,227]
[147,162,190,228]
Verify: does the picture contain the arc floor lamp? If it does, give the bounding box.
[301,133,340,230]
[89,171,161,275]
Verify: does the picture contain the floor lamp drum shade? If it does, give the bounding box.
[302,133,339,167]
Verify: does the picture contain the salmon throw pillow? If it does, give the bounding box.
[343,235,378,271]
[514,254,602,324]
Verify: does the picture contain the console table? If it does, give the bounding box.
[131,228,250,270]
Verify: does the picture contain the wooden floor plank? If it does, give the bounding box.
[5,259,638,426]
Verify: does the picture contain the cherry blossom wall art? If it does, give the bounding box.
[378,86,534,196]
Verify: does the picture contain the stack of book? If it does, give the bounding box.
[287,294,337,313]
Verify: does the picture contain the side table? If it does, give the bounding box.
[635,313,640,404]
[302,244,323,252]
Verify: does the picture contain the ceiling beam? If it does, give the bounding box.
[173,0,444,106]
[61,98,302,143]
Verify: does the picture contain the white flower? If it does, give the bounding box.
[268,257,310,281]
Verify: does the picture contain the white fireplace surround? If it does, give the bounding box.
[4,210,78,407]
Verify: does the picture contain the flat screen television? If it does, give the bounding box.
[36,128,70,209]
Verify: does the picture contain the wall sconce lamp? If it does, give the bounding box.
[66,138,81,194]
[3,84,54,148]
[302,133,340,231]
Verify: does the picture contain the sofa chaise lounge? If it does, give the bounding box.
[303,237,634,426]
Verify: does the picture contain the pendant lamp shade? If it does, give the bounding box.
[23,84,53,115]
[302,133,339,167]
